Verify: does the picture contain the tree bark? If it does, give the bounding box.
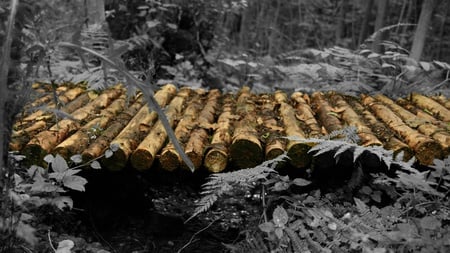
[372,0,389,53]
[410,93,450,122]
[359,0,374,45]
[410,0,437,61]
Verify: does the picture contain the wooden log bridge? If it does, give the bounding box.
[11,83,450,172]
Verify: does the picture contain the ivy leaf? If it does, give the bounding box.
[52,196,73,210]
[90,161,101,169]
[56,239,74,253]
[52,154,69,173]
[259,221,275,233]
[44,154,55,164]
[273,206,288,227]
[62,175,87,192]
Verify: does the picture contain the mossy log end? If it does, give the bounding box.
[362,95,442,165]
[130,88,190,171]
[103,84,177,171]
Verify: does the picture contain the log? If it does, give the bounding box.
[159,90,204,171]
[102,84,177,171]
[311,92,342,133]
[274,91,311,168]
[230,86,264,169]
[204,94,235,173]
[130,88,191,171]
[362,94,442,165]
[81,96,144,162]
[329,93,382,146]
[374,94,450,155]
[53,94,127,158]
[346,98,414,161]
[397,97,442,125]
[183,89,221,170]
[291,92,322,138]
[430,95,450,110]
[23,86,124,164]
[259,94,286,163]
[410,93,450,122]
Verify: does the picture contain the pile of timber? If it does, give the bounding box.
[10,83,450,172]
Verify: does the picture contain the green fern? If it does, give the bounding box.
[186,153,289,223]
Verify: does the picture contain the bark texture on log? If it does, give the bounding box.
[329,93,382,146]
[362,94,442,164]
[23,86,124,164]
[311,92,341,133]
[204,94,235,173]
[160,89,205,171]
[347,98,414,161]
[183,89,221,170]
[259,94,286,162]
[410,93,450,122]
[131,88,191,171]
[230,86,264,169]
[103,84,177,171]
[275,91,311,168]
[291,92,322,138]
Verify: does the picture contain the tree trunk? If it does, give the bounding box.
[372,0,389,53]
[336,0,347,44]
[359,0,374,45]
[86,0,106,25]
[410,0,437,61]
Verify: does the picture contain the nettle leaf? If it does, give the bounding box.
[62,175,87,192]
[56,239,74,253]
[105,149,113,158]
[44,154,55,164]
[259,221,275,233]
[52,196,73,210]
[273,206,289,227]
[52,154,69,173]
[110,143,119,152]
[292,178,312,186]
[90,161,101,169]
[70,154,83,164]
[27,165,45,178]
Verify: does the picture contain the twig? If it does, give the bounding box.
[177,219,218,253]
[47,230,57,252]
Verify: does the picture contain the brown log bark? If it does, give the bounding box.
[362,94,442,164]
[230,86,264,169]
[374,94,450,155]
[204,94,235,173]
[159,89,205,171]
[274,91,311,168]
[291,92,322,138]
[396,97,442,125]
[183,89,221,170]
[130,88,191,171]
[430,95,450,110]
[81,96,144,162]
[346,98,414,161]
[311,92,341,133]
[410,93,450,122]
[53,94,127,159]
[102,84,177,171]
[21,86,68,115]
[329,93,383,146]
[23,86,124,164]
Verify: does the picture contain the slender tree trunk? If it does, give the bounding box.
[336,0,347,45]
[86,0,106,25]
[436,3,448,59]
[372,0,388,53]
[410,0,437,61]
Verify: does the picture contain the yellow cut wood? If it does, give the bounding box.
[410,93,450,122]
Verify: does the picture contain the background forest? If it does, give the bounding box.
[1,0,450,252]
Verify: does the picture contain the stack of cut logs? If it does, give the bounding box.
[10,83,450,172]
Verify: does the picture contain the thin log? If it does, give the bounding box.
[362,94,442,165]
[53,94,127,158]
[259,94,286,163]
[204,94,235,173]
[230,86,264,169]
[291,92,322,138]
[130,88,191,171]
[23,86,124,164]
[430,95,450,110]
[274,90,311,168]
[159,90,204,171]
[329,93,382,146]
[396,97,442,125]
[102,84,177,171]
[374,94,450,155]
[183,89,221,170]
[346,98,414,161]
[410,93,450,122]
[311,92,342,133]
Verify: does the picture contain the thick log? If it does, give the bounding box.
[230,86,264,169]
[53,94,127,158]
[102,84,177,171]
[159,90,204,171]
[274,91,311,168]
[23,86,124,164]
[329,93,382,146]
[130,88,191,171]
[374,94,450,155]
[311,92,342,133]
[183,89,221,170]
[362,95,442,165]
[204,95,235,173]
[410,93,450,122]
[346,98,414,161]
[291,92,322,138]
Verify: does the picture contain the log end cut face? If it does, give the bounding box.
[230,139,264,169]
